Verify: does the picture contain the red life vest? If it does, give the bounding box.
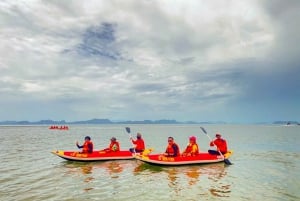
[109,141,120,152]
[132,138,145,151]
[165,143,180,156]
[82,141,93,153]
[211,138,227,154]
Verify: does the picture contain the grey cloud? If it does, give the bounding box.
[262,0,300,62]
[74,23,121,60]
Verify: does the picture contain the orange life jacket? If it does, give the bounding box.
[165,143,180,156]
[109,141,120,152]
[82,141,93,153]
[184,143,199,155]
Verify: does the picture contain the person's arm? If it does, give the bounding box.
[131,139,137,144]
[76,142,83,149]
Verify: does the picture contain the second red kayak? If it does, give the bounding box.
[135,151,233,166]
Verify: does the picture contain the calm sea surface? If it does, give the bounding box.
[0,124,299,201]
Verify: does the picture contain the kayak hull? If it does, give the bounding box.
[135,151,233,166]
[52,150,134,161]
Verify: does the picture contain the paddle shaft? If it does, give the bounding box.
[200,127,232,165]
[125,127,136,153]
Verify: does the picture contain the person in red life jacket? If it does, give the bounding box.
[104,137,120,152]
[76,136,93,153]
[163,137,180,157]
[129,132,145,153]
[182,136,199,156]
[208,133,228,155]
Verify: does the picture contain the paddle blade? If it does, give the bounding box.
[200,127,207,134]
[224,158,233,165]
[125,127,131,133]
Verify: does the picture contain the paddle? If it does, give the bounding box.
[200,127,232,165]
[125,127,136,154]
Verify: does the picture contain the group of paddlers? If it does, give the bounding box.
[76,132,228,156]
[49,125,69,130]
[76,133,145,154]
[163,133,228,157]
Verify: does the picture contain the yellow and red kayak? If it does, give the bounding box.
[51,150,134,161]
[135,150,233,166]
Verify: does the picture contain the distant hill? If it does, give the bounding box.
[273,121,299,125]
[0,118,185,125]
[1,118,297,125]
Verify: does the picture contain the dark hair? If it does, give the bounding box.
[168,137,174,140]
[85,136,91,140]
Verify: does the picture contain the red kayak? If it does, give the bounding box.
[135,151,233,166]
[51,150,134,161]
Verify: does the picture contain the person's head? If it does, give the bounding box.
[137,132,142,139]
[189,136,196,143]
[215,133,221,138]
[85,136,91,141]
[168,137,174,144]
[111,137,117,142]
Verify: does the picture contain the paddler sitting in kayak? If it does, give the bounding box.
[163,137,180,157]
[182,136,199,156]
[76,136,94,153]
[103,137,120,152]
[129,132,145,153]
[208,133,228,155]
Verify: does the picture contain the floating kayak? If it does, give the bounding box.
[51,150,134,161]
[135,150,233,166]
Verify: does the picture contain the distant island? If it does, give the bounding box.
[273,121,300,125]
[0,118,225,125]
[0,118,298,125]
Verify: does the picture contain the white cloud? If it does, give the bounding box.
[0,0,299,122]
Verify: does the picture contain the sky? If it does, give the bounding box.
[0,0,299,123]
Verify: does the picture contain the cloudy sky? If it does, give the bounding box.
[0,0,299,123]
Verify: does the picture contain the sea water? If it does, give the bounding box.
[0,124,299,201]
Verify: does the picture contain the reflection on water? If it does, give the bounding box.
[205,163,227,181]
[105,161,123,178]
[81,165,93,175]
[185,166,201,186]
[167,168,178,186]
[62,162,96,192]
[133,161,164,174]
[204,163,231,197]
[165,163,231,198]
[132,160,231,197]
[58,159,232,197]
[60,161,127,192]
